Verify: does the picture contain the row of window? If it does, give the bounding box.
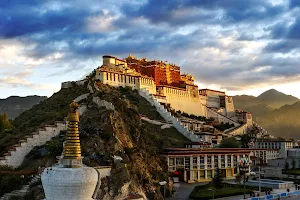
[165,87,188,96]
[170,155,244,168]
[104,72,153,85]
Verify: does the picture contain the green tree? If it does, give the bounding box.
[236,133,253,148]
[284,160,289,170]
[219,138,240,148]
[0,113,12,134]
[45,137,63,157]
[235,173,242,184]
[212,167,223,189]
[292,159,296,170]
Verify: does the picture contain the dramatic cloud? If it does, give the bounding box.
[1,0,300,98]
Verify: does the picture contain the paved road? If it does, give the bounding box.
[167,182,207,200]
[167,182,300,200]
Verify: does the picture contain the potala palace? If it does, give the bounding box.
[92,54,253,135]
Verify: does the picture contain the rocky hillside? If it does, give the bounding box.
[3,80,189,199]
[0,96,47,119]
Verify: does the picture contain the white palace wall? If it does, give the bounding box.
[96,70,156,94]
[158,87,207,117]
[225,96,235,118]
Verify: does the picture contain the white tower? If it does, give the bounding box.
[42,102,98,200]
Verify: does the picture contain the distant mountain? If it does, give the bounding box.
[233,89,300,139]
[256,101,300,139]
[0,95,47,119]
[256,89,299,108]
[233,89,299,118]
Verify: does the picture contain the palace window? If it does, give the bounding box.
[176,158,184,165]
[207,156,212,168]
[214,155,219,168]
[193,157,197,165]
[185,157,190,169]
[114,74,116,81]
[233,155,237,166]
[169,158,174,166]
[200,156,205,169]
[227,155,232,167]
[106,73,109,80]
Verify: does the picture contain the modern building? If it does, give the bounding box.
[253,139,293,158]
[163,148,252,183]
[185,142,212,149]
[250,148,280,165]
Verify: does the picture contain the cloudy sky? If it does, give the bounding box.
[1,0,300,98]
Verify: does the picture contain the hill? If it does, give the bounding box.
[0,95,47,119]
[233,89,300,139]
[256,101,300,139]
[1,80,189,199]
[233,89,299,119]
[257,89,299,108]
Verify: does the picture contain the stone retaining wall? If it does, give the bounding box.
[139,89,200,142]
[0,94,89,168]
[0,122,66,168]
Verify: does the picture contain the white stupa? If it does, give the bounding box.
[42,102,98,200]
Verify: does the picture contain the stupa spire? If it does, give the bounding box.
[63,101,81,159]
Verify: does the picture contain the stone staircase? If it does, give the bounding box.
[28,174,41,185]
[205,106,240,126]
[0,93,90,169]
[0,185,30,200]
[139,89,200,142]
[0,174,41,200]
[0,122,66,168]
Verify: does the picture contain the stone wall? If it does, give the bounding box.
[0,122,67,168]
[206,106,240,126]
[139,89,200,142]
[224,123,248,136]
[92,97,115,110]
[61,79,87,89]
[0,94,89,168]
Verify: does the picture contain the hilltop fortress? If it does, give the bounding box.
[94,55,251,126]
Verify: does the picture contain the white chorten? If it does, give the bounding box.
[42,101,98,200]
